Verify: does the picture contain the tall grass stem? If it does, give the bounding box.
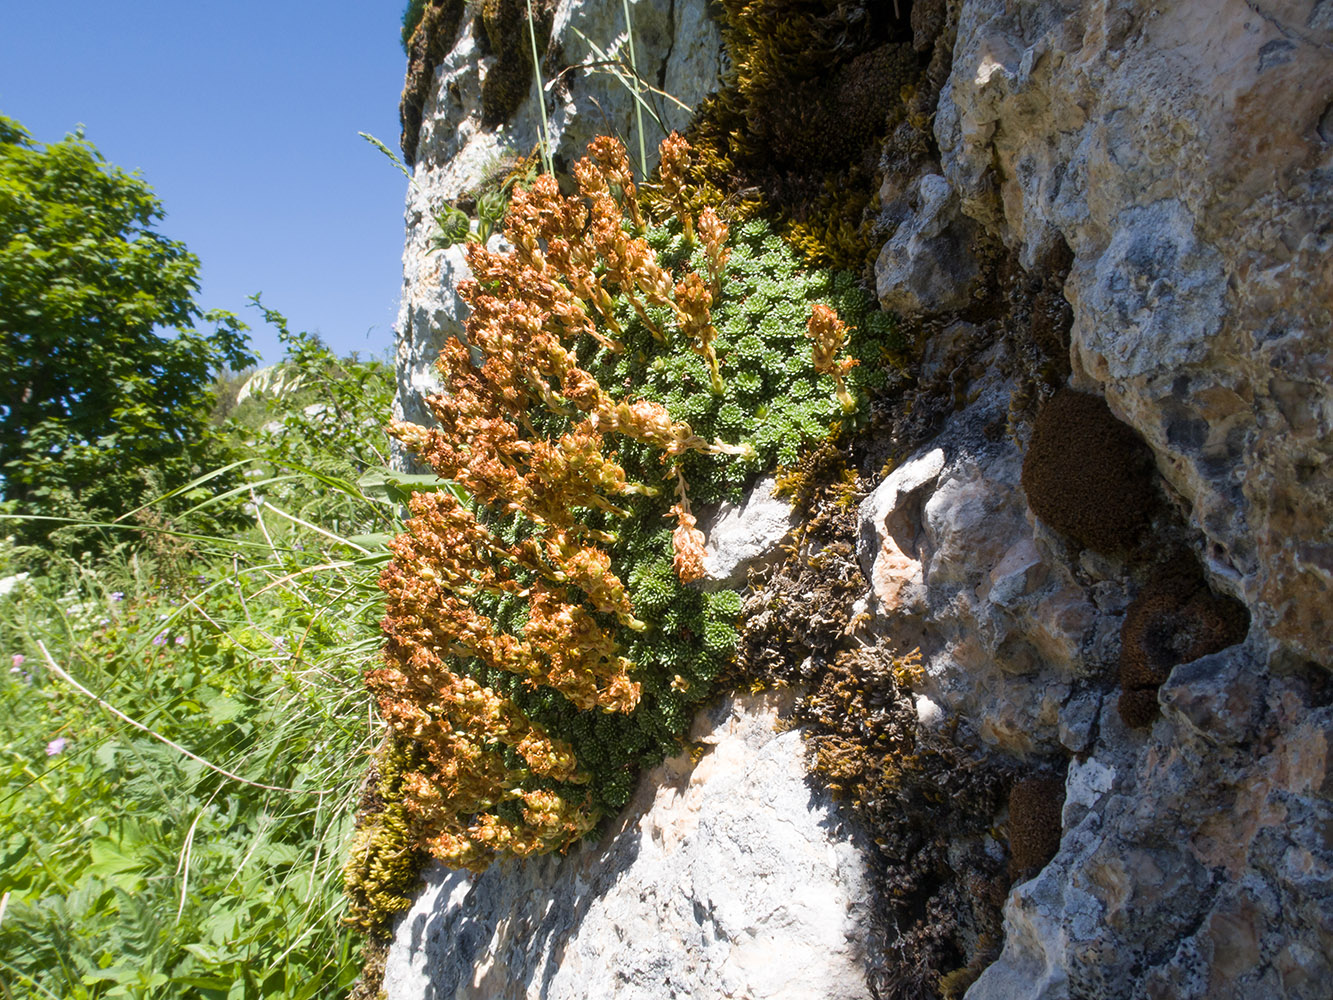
[526,0,554,175]
[621,0,647,178]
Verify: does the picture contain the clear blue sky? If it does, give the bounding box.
[1,1,411,365]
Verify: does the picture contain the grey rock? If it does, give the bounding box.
[937,0,1333,666]
[699,477,799,590]
[381,692,875,1000]
[874,174,984,316]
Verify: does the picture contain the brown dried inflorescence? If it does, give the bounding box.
[1118,557,1250,728]
[1020,388,1159,553]
[806,303,858,411]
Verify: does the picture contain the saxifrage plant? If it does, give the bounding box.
[361,134,898,875]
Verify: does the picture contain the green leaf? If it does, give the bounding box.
[85,840,146,890]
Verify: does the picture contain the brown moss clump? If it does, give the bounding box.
[399,0,467,165]
[1118,557,1250,727]
[1020,388,1158,553]
[478,0,556,127]
[741,462,1012,1000]
[1007,774,1066,882]
[792,647,1014,1000]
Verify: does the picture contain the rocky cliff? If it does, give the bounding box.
[380,1,1333,997]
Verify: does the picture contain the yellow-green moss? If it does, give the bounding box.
[664,2,940,269]
[342,736,431,935]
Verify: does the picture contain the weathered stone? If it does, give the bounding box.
[856,378,1103,758]
[857,447,945,614]
[381,692,874,1000]
[874,173,984,315]
[937,0,1333,667]
[971,669,1333,1000]
[699,477,798,590]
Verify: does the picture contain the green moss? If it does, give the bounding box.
[399,0,468,165]
[342,737,431,934]
[479,0,555,127]
[401,0,429,53]
[662,2,926,268]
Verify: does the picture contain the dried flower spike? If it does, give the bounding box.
[806,304,859,411]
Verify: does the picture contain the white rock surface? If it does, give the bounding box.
[699,477,799,590]
[382,691,874,1000]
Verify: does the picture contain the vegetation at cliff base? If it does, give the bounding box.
[0,115,395,998]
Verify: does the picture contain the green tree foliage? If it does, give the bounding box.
[0,115,253,548]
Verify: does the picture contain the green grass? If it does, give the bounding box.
[0,331,397,1000]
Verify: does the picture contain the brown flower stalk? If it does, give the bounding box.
[806,303,859,411]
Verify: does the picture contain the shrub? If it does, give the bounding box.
[368,135,896,872]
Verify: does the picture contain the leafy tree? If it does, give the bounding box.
[0,115,253,549]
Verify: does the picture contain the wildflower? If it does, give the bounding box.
[46,737,67,756]
[668,503,708,584]
[109,591,124,602]
[11,654,24,669]
[175,636,187,646]
[152,633,168,646]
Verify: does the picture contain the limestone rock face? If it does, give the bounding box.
[385,0,1333,996]
[888,0,1333,994]
[936,0,1333,666]
[381,692,874,1000]
[969,655,1333,1000]
[875,173,984,315]
[699,477,799,590]
[393,0,723,443]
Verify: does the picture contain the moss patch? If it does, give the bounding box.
[740,467,1014,1000]
[399,0,468,166]
[478,0,556,128]
[658,1,950,269]
[1007,774,1066,882]
[1118,555,1251,727]
[1020,388,1159,554]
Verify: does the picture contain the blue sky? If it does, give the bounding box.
[1,1,411,364]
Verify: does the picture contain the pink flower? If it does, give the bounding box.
[46,737,67,756]
[11,654,24,669]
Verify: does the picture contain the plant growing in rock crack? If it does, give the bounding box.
[366,133,898,874]
[431,151,540,251]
